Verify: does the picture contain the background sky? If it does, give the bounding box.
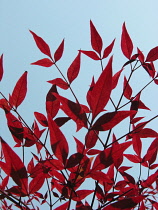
[1,1,158,209]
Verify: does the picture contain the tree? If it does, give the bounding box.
[0,21,158,210]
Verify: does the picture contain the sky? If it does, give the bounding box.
[0,1,158,209]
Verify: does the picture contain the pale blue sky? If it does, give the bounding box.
[1,1,158,209]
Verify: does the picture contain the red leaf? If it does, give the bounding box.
[79,50,100,60]
[47,78,69,90]
[54,39,64,62]
[137,48,145,63]
[85,129,99,148]
[139,100,150,110]
[53,93,88,131]
[74,137,85,154]
[11,71,27,108]
[0,98,11,111]
[29,174,45,194]
[31,58,54,67]
[90,20,103,54]
[0,175,9,191]
[72,190,93,201]
[137,128,158,138]
[0,137,28,195]
[90,56,113,119]
[30,30,52,58]
[121,22,133,59]
[0,54,4,81]
[146,46,158,62]
[112,68,123,89]
[46,85,60,118]
[34,112,48,127]
[102,39,115,59]
[66,153,84,168]
[86,76,95,110]
[54,202,69,210]
[123,76,132,99]
[67,52,81,84]
[54,117,71,127]
[92,110,134,131]
[132,135,142,157]
[124,154,141,163]
[48,116,69,165]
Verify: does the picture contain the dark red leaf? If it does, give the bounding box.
[74,137,85,154]
[79,50,100,60]
[11,71,27,108]
[67,52,81,84]
[92,110,135,131]
[30,30,52,58]
[66,153,84,168]
[29,173,45,194]
[54,117,71,127]
[123,76,132,99]
[47,78,69,90]
[112,68,123,89]
[31,58,54,67]
[0,137,28,195]
[85,129,99,148]
[86,76,95,110]
[53,93,88,131]
[0,54,4,81]
[137,48,145,63]
[90,56,113,119]
[34,112,48,127]
[102,39,115,59]
[146,46,158,62]
[48,116,69,165]
[54,39,64,62]
[90,20,103,54]
[121,22,133,59]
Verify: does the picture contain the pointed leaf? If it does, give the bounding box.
[123,76,132,99]
[0,54,4,81]
[121,23,133,59]
[67,52,81,84]
[48,116,69,165]
[85,129,99,148]
[102,39,115,59]
[72,190,93,201]
[90,20,103,54]
[146,46,158,62]
[34,112,48,127]
[11,71,27,108]
[92,110,134,131]
[29,174,45,194]
[31,58,54,67]
[66,153,84,168]
[54,202,69,210]
[47,78,69,90]
[137,48,145,63]
[79,50,100,60]
[54,39,64,62]
[91,56,113,119]
[30,30,52,58]
[0,137,28,195]
[112,68,123,89]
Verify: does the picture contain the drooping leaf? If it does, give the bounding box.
[90,20,103,54]
[54,39,64,62]
[112,68,123,89]
[102,39,115,59]
[48,116,69,165]
[79,50,100,60]
[90,56,113,119]
[0,54,4,81]
[47,78,69,90]
[121,22,133,59]
[123,76,132,99]
[46,85,60,118]
[34,112,48,127]
[67,51,81,84]
[29,173,45,194]
[11,71,27,108]
[30,30,52,58]
[0,137,28,195]
[31,58,54,67]
[146,46,158,62]
[91,110,134,131]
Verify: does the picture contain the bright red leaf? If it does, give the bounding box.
[30,30,52,58]
[123,76,132,99]
[54,39,64,62]
[31,58,54,67]
[47,78,69,90]
[90,20,103,54]
[0,54,3,81]
[102,39,115,59]
[34,112,48,127]
[146,46,158,62]
[54,202,69,210]
[90,56,113,119]
[11,71,27,108]
[72,190,93,201]
[112,68,123,89]
[29,173,45,194]
[121,22,133,59]
[67,51,81,84]
[79,50,100,60]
